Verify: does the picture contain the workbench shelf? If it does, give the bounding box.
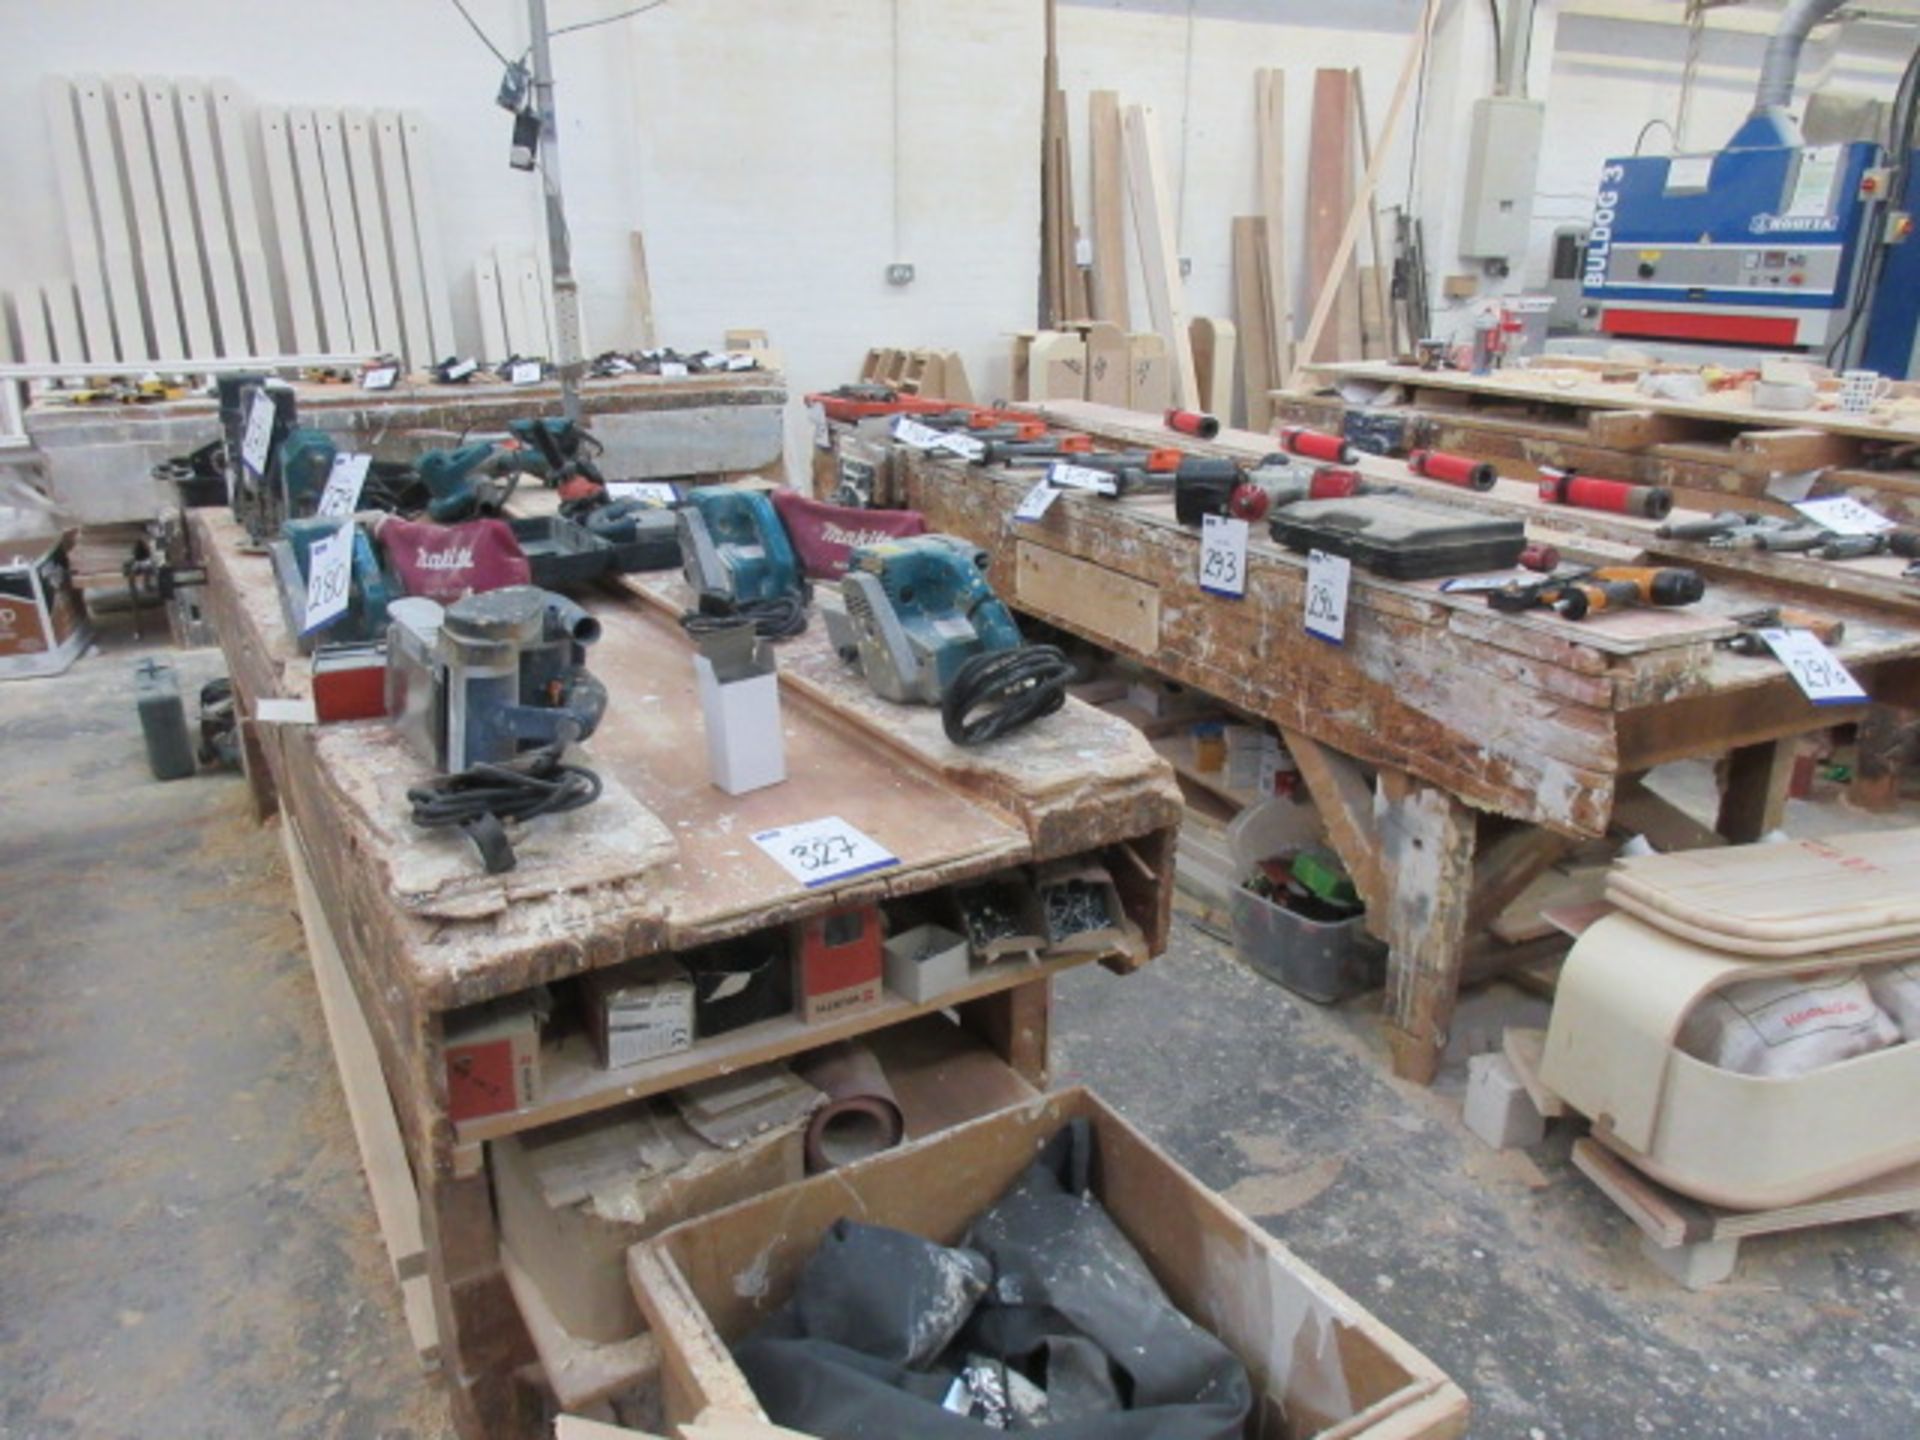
[455,950,1098,1145]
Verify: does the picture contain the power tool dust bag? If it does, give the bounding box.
[379,517,531,602]
[771,489,926,580]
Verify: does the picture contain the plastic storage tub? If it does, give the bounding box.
[1226,800,1384,1003]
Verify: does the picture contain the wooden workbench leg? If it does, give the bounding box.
[1378,781,1477,1085]
[1715,738,1794,843]
[236,706,279,822]
[958,980,1051,1089]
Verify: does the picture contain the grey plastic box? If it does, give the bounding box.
[1229,886,1386,1005]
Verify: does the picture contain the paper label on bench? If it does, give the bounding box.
[1304,549,1351,645]
[302,522,354,635]
[361,365,398,391]
[241,390,275,477]
[1013,480,1061,522]
[606,481,678,505]
[933,431,986,461]
[1199,514,1248,598]
[891,417,948,451]
[752,815,899,888]
[1046,462,1117,496]
[509,361,542,386]
[1792,495,1894,536]
[1760,627,1867,706]
[316,453,371,519]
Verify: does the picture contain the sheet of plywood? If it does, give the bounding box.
[43,78,115,360]
[1254,69,1295,388]
[212,79,282,354]
[1607,831,1920,951]
[495,243,535,357]
[1088,90,1129,328]
[1234,217,1275,430]
[373,110,433,365]
[1027,330,1086,401]
[1015,540,1160,653]
[1121,104,1198,407]
[43,283,84,366]
[1304,69,1361,365]
[141,77,216,358]
[260,105,320,353]
[630,230,657,348]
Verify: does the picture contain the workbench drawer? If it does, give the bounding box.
[628,1087,1468,1438]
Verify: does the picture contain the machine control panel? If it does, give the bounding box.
[1605,243,1842,297]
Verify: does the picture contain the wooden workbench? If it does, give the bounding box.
[1281,358,1920,527]
[189,507,1180,1436]
[882,400,1920,1085]
[25,369,787,524]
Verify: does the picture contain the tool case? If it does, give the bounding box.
[1268,494,1526,580]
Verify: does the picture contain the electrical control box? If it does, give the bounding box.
[1459,96,1546,260]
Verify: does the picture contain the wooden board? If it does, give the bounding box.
[315,109,376,351]
[1232,217,1274,431]
[74,75,148,360]
[111,74,185,358]
[343,109,402,356]
[1015,539,1161,653]
[141,77,216,358]
[1304,70,1361,365]
[213,79,282,354]
[43,77,115,360]
[1352,68,1394,358]
[474,250,508,362]
[175,80,249,355]
[1606,830,1920,950]
[400,111,457,359]
[1087,91,1129,328]
[374,110,433,366]
[1121,104,1199,407]
[289,107,352,351]
[1189,316,1236,419]
[1254,69,1295,389]
[260,105,321,354]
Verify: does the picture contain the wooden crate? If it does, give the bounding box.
[629,1088,1468,1439]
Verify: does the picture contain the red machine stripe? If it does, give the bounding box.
[1599,308,1801,346]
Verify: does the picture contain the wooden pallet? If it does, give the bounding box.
[1571,1137,1920,1290]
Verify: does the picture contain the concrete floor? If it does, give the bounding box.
[2,624,1917,1439]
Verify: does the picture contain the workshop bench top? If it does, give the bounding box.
[190,507,1180,1014]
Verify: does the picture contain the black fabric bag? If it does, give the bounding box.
[733,1120,1254,1437]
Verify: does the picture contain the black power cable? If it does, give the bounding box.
[941,645,1075,747]
[408,743,602,874]
[679,592,809,641]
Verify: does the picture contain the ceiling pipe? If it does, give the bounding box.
[1753,0,1848,117]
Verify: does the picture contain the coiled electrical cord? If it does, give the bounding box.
[407,744,603,874]
[679,591,809,640]
[941,644,1075,747]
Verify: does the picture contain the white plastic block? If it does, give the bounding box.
[1464,1052,1546,1151]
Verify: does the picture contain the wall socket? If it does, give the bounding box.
[886,262,916,286]
[1179,256,1193,278]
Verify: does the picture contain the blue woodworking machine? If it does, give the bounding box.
[1581,0,1920,374]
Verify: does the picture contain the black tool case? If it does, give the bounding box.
[1267,494,1525,580]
